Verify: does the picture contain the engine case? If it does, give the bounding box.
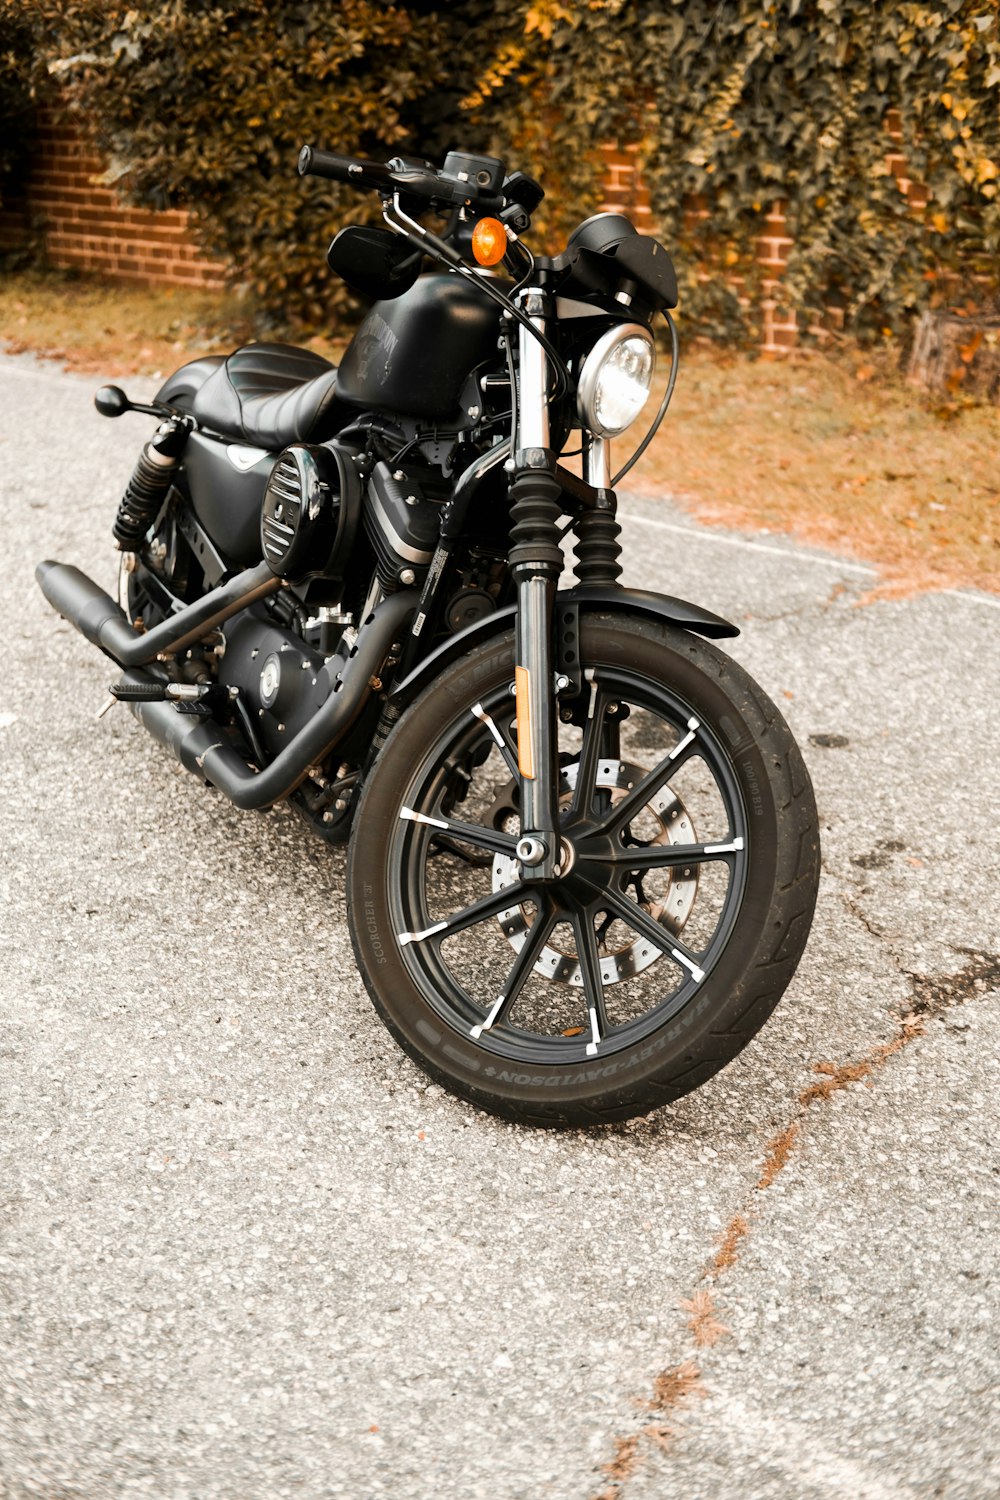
[219,612,337,757]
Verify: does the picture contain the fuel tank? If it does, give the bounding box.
[335,273,500,422]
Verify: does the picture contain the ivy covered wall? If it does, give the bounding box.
[467,0,1000,343]
[5,1,999,343]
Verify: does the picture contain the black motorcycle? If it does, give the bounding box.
[37,145,820,1126]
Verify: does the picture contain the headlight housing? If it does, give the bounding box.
[576,323,656,438]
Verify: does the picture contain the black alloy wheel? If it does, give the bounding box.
[347,614,820,1125]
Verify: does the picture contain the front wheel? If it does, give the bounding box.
[347,614,819,1126]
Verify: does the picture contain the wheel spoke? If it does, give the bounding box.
[471,701,519,779]
[400,805,516,857]
[572,910,609,1056]
[599,836,744,870]
[570,672,606,819]
[397,881,526,948]
[580,878,708,986]
[591,719,701,839]
[470,901,556,1038]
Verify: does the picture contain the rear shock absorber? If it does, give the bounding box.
[112,417,190,549]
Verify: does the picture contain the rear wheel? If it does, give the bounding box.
[347,614,819,1125]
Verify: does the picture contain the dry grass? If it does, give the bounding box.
[798,1024,921,1109]
[2,268,997,595]
[599,1432,642,1483]
[646,1360,705,1413]
[0,267,343,379]
[635,343,1000,598]
[756,1121,802,1190]
[590,950,1000,1495]
[680,1288,730,1348]
[590,1361,705,1495]
[708,1213,750,1276]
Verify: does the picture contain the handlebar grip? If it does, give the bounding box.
[297,145,393,192]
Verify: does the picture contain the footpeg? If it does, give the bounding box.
[110,673,211,704]
[111,678,170,703]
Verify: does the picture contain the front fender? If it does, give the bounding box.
[389,584,738,711]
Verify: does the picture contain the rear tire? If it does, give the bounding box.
[347,614,819,1125]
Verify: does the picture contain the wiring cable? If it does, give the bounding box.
[612,309,680,487]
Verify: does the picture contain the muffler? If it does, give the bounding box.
[37,555,417,810]
[36,558,282,667]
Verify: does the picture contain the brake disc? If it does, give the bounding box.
[491,759,698,987]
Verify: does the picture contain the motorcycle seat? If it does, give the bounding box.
[189,342,346,450]
[156,354,226,415]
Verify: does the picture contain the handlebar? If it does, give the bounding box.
[297,143,505,211]
[296,146,395,192]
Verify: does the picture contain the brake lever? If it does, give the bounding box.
[386,157,504,213]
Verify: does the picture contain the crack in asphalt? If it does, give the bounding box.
[587,940,1000,1498]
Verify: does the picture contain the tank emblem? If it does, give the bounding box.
[355,311,399,385]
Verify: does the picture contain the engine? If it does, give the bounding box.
[362,460,442,593]
[245,443,448,758]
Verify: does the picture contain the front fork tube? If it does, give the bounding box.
[509,285,564,881]
[513,570,561,879]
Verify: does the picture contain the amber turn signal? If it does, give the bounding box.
[471,217,508,268]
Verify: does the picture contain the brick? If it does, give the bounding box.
[756,237,791,267]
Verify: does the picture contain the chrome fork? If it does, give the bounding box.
[508,286,564,881]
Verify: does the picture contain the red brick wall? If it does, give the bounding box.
[1,107,226,288]
[5,118,876,351]
[7,118,799,346]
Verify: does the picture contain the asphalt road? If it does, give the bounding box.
[1,352,998,1500]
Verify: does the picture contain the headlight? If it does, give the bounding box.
[577,323,656,438]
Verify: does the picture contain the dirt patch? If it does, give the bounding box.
[907,948,1000,1016]
[851,839,907,870]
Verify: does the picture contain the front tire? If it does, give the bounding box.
[347,614,819,1126]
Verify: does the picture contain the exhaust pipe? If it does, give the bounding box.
[36,558,281,668]
[36,556,417,811]
[125,590,417,810]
